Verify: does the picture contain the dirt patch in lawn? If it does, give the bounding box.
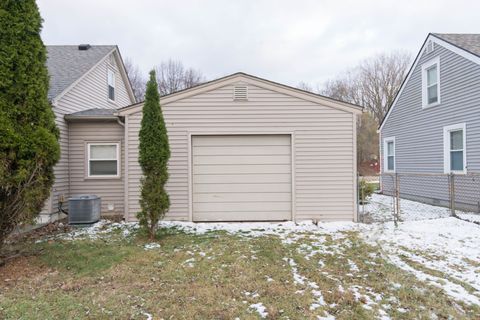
[0,256,50,283]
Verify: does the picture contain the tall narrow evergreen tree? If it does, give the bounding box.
[0,0,60,253]
[138,70,170,239]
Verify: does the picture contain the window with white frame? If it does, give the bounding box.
[443,124,466,173]
[107,69,115,101]
[422,57,440,107]
[87,143,119,177]
[383,138,395,172]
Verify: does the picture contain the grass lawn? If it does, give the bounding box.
[0,221,479,319]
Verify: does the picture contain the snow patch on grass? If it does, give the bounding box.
[363,194,452,222]
[143,243,160,250]
[348,259,359,272]
[362,217,480,306]
[283,257,327,311]
[159,220,357,238]
[249,302,268,318]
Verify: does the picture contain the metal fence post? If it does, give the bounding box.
[362,179,365,218]
[396,173,400,221]
[356,174,360,222]
[393,173,399,227]
[450,173,456,217]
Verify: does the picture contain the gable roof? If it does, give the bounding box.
[64,108,119,121]
[67,108,117,116]
[46,45,116,100]
[379,33,480,131]
[433,33,480,58]
[118,72,363,115]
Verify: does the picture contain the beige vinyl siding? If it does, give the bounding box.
[45,52,133,214]
[192,135,292,221]
[125,82,357,222]
[69,121,125,215]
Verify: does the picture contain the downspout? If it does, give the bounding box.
[114,112,128,221]
[116,115,125,127]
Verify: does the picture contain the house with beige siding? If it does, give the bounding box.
[40,44,136,223]
[65,73,362,222]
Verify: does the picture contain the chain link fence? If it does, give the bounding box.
[358,173,480,224]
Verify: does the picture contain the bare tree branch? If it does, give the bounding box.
[318,51,412,173]
[124,58,147,102]
[155,59,205,96]
[320,51,411,123]
[297,81,314,92]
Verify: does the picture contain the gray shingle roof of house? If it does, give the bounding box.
[66,108,117,117]
[433,33,480,57]
[46,45,116,100]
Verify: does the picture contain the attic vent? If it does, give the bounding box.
[425,40,434,53]
[78,44,91,51]
[233,85,248,101]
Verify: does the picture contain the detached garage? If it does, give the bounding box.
[105,73,362,222]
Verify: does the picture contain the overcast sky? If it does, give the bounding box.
[37,0,480,88]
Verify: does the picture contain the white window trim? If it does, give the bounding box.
[383,137,396,173]
[421,57,441,109]
[443,123,466,174]
[107,69,116,102]
[87,142,120,178]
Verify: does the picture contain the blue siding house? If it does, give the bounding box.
[379,33,480,210]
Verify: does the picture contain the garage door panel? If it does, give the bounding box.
[193,173,291,184]
[192,135,290,146]
[193,211,291,222]
[193,155,291,165]
[192,135,291,221]
[193,183,291,193]
[193,145,291,156]
[194,164,291,174]
[194,192,291,203]
[193,201,290,212]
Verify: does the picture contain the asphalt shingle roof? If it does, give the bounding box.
[433,33,480,57]
[46,45,116,100]
[67,108,117,117]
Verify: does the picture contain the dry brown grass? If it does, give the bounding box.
[0,227,479,319]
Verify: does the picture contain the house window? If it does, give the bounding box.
[383,137,395,172]
[422,57,440,107]
[88,143,119,177]
[108,69,115,101]
[444,124,466,173]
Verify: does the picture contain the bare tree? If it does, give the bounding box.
[319,51,411,173]
[124,58,146,102]
[321,51,411,123]
[155,59,205,96]
[297,81,314,92]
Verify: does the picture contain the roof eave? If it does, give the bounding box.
[64,114,120,122]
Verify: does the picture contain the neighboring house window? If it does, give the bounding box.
[443,124,466,174]
[108,69,115,101]
[422,57,440,107]
[87,143,120,177]
[383,137,395,172]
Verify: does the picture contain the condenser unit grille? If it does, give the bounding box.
[68,195,101,224]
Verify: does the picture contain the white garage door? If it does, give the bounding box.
[192,135,292,221]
